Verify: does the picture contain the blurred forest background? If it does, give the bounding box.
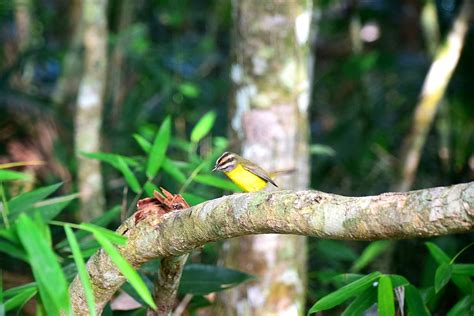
[0,0,473,315]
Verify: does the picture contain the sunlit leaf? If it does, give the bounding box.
[435,263,452,293]
[194,174,242,192]
[0,170,31,181]
[191,111,216,143]
[389,274,409,288]
[92,230,156,310]
[79,223,127,245]
[116,156,141,193]
[7,183,62,215]
[179,264,254,295]
[33,193,78,222]
[178,82,200,98]
[65,225,95,315]
[133,134,152,153]
[146,116,171,179]
[377,275,395,316]
[16,214,70,314]
[308,272,381,313]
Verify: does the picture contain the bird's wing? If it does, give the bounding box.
[241,160,278,187]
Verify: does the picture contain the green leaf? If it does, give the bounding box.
[162,158,187,183]
[341,287,377,316]
[389,274,409,288]
[0,170,31,181]
[452,264,474,276]
[451,275,472,295]
[377,275,395,316]
[309,144,336,157]
[178,82,200,98]
[92,230,156,310]
[405,285,430,316]
[317,240,358,263]
[4,283,36,298]
[308,272,381,314]
[181,193,207,206]
[65,225,95,315]
[56,206,121,249]
[447,295,472,316]
[133,134,152,153]
[435,263,452,293]
[7,183,62,215]
[4,287,36,312]
[79,223,127,245]
[143,181,158,197]
[116,156,141,193]
[191,111,216,143]
[194,174,242,192]
[81,152,139,168]
[330,273,365,286]
[146,116,171,179]
[179,264,254,295]
[351,241,392,272]
[33,193,78,222]
[0,240,27,261]
[15,214,70,314]
[425,242,450,264]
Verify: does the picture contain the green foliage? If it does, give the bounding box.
[179,264,254,295]
[377,276,395,316]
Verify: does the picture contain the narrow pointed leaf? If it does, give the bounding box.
[15,214,70,314]
[7,183,62,216]
[116,156,141,193]
[4,287,36,312]
[342,287,377,316]
[133,134,152,153]
[447,295,472,316]
[435,263,452,292]
[351,241,392,272]
[194,174,242,192]
[146,116,171,179]
[92,231,156,310]
[452,264,474,276]
[0,170,31,181]
[65,225,95,315]
[377,275,395,316]
[425,242,450,264]
[79,223,127,245]
[191,111,216,143]
[308,272,381,313]
[405,285,430,316]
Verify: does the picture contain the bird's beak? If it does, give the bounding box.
[212,166,218,172]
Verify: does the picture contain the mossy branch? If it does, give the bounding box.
[70,182,474,315]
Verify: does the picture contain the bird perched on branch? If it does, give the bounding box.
[212,152,278,192]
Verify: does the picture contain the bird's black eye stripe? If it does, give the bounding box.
[216,152,234,166]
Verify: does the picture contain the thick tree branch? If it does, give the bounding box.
[70,182,474,314]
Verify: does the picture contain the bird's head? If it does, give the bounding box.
[212,152,237,172]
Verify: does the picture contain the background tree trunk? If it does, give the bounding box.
[75,0,108,220]
[217,1,313,314]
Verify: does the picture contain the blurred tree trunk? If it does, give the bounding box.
[216,1,313,315]
[75,0,108,220]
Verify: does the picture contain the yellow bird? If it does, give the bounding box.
[212,152,278,192]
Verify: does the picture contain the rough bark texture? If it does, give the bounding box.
[219,1,313,314]
[69,182,474,315]
[75,0,108,220]
[397,1,470,192]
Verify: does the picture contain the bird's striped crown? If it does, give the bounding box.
[213,152,237,172]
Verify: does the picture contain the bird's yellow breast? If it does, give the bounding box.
[224,164,268,192]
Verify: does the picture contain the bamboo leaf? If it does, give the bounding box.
[7,183,62,215]
[133,134,152,153]
[341,287,377,316]
[377,275,395,316]
[79,223,127,245]
[435,263,452,293]
[146,116,171,179]
[308,272,381,313]
[425,242,450,264]
[405,285,430,316]
[191,111,216,143]
[4,287,36,312]
[194,174,242,192]
[0,170,31,181]
[16,214,70,315]
[452,264,474,276]
[65,225,95,315]
[92,230,156,310]
[116,156,141,193]
[162,158,187,183]
[447,295,472,316]
[351,241,392,272]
